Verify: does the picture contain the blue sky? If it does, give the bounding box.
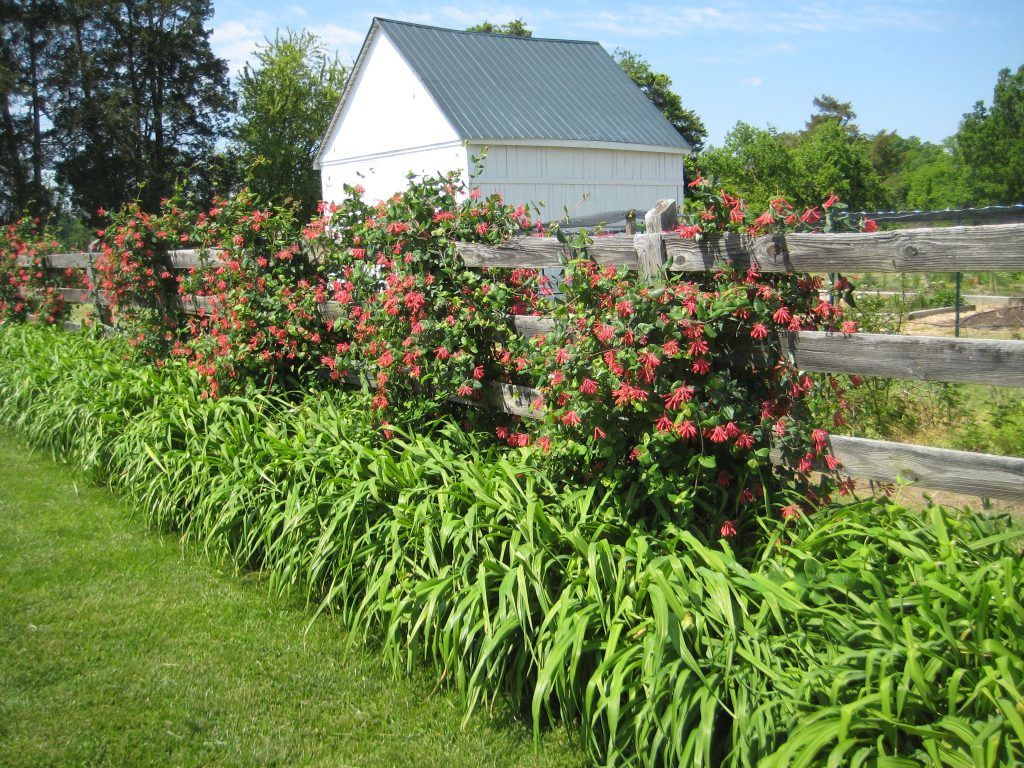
[210,1,1024,147]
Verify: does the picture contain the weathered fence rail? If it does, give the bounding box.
[21,202,1024,502]
[457,222,1024,273]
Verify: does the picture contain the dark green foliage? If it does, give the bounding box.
[51,0,233,219]
[1,324,1022,767]
[793,120,885,209]
[0,0,232,224]
[0,0,58,219]
[805,93,857,133]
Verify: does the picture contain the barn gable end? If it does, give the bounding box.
[317,24,466,203]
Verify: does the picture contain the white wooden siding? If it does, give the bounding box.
[321,144,468,205]
[467,144,684,219]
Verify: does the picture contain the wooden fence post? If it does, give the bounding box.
[635,199,677,281]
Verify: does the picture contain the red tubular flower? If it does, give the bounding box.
[720,520,737,538]
[562,411,581,427]
[800,206,821,225]
[708,425,729,443]
[750,323,769,340]
[772,306,792,324]
[579,378,599,395]
[677,420,697,440]
[781,505,801,522]
[664,385,694,410]
[592,426,606,440]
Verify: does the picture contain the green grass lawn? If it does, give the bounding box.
[0,431,585,768]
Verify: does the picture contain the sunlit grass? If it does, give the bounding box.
[0,431,585,768]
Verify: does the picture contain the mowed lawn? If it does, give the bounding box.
[0,432,585,768]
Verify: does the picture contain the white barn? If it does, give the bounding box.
[314,18,690,220]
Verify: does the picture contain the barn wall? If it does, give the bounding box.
[319,30,464,203]
[466,143,686,219]
[321,145,467,205]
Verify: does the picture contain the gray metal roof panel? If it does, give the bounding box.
[374,18,689,150]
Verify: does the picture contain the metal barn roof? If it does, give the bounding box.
[316,18,690,166]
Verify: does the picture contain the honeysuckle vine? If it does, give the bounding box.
[0,217,77,324]
[0,173,878,538]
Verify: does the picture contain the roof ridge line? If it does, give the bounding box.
[372,16,602,46]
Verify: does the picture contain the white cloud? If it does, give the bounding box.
[212,19,267,74]
[212,17,366,75]
[317,23,367,62]
[742,76,763,86]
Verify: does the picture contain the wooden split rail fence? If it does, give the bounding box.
[16,200,1024,502]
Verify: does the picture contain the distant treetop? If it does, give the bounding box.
[465,19,532,37]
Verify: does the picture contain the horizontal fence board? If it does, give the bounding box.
[782,332,1024,387]
[456,223,1024,274]
[457,236,569,268]
[178,295,214,314]
[587,234,641,268]
[48,252,94,269]
[512,314,555,337]
[59,287,110,305]
[667,224,1024,273]
[16,252,94,269]
[456,236,639,269]
[167,249,222,269]
[451,382,540,419]
[827,435,1024,501]
[460,379,1024,499]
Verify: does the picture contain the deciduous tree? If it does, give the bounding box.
[234,30,346,217]
[954,65,1024,205]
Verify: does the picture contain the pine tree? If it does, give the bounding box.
[49,0,233,220]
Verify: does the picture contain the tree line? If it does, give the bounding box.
[1,5,1021,233]
[698,81,1024,213]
